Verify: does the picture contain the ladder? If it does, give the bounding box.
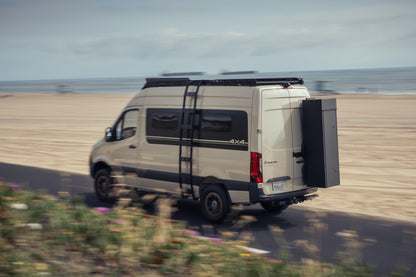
[178,80,202,199]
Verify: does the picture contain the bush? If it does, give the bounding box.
[0,182,382,276]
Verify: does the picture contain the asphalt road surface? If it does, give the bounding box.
[1,162,415,276]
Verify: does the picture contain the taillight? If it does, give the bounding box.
[250,152,263,183]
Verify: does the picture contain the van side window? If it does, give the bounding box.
[152,113,178,130]
[199,110,247,142]
[146,109,180,138]
[146,108,248,150]
[114,109,139,140]
[201,115,232,132]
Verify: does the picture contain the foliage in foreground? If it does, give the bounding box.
[0,182,396,276]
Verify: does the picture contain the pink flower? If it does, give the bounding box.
[93,207,111,213]
[208,238,223,244]
[112,219,127,224]
[267,258,282,264]
[186,230,201,236]
[8,184,21,189]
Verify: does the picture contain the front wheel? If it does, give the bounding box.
[200,185,230,222]
[94,168,115,202]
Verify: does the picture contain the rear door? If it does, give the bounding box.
[260,88,295,194]
[288,88,309,191]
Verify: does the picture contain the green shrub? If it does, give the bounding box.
[0,182,383,276]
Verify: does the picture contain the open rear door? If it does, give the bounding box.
[288,88,309,191]
[260,88,295,194]
[302,98,340,187]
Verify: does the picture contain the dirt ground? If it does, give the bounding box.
[0,92,415,223]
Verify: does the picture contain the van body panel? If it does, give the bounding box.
[131,86,252,201]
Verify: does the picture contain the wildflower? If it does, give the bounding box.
[267,258,282,264]
[109,227,122,232]
[169,238,182,243]
[10,203,28,210]
[240,253,251,257]
[34,263,48,271]
[3,197,16,201]
[93,207,110,213]
[208,237,223,244]
[221,231,236,237]
[27,223,43,230]
[141,213,155,218]
[112,219,127,224]
[186,230,201,236]
[8,184,21,189]
[238,240,250,245]
[12,262,24,265]
[58,191,69,196]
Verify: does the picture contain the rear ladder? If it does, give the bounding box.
[179,81,202,199]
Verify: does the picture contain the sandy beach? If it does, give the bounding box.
[0,92,415,223]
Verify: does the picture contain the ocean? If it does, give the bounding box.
[0,67,415,95]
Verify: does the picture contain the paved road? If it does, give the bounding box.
[1,162,415,276]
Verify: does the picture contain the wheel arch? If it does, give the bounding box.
[92,161,111,178]
[199,176,232,205]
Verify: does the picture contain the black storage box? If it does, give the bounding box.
[302,98,340,188]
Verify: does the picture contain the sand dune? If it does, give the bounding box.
[0,93,415,222]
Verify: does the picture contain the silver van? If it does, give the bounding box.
[89,77,340,221]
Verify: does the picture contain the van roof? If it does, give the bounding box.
[143,77,304,89]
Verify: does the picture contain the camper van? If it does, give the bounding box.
[89,77,340,221]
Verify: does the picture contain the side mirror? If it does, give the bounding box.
[105,127,113,141]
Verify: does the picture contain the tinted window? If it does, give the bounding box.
[199,110,247,142]
[147,108,247,143]
[146,109,180,138]
[201,115,231,132]
[152,113,178,130]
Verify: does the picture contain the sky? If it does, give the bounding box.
[1,0,415,81]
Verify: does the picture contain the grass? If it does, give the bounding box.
[0,182,405,276]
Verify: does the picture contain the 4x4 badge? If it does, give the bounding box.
[229,139,247,145]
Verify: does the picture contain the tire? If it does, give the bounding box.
[200,185,230,222]
[260,201,288,214]
[94,168,115,202]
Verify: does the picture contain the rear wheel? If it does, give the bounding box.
[200,185,229,222]
[94,168,115,202]
[260,201,288,213]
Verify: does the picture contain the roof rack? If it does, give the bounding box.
[161,72,205,77]
[143,77,304,89]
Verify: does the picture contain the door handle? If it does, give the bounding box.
[129,145,136,149]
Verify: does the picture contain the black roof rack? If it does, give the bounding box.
[161,72,205,77]
[143,77,304,89]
